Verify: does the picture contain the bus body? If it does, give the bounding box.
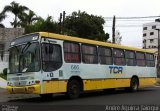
[6,32,157,99]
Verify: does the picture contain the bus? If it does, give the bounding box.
[6,32,157,99]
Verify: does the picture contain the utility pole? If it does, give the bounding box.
[62,11,66,34]
[59,13,62,34]
[156,29,160,78]
[112,15,116,43]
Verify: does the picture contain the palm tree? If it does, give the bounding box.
[0,12,6,28]
[19,10,40,27]
[2,1,28,28]
[27,10,40,25]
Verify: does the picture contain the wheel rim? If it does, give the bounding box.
[71,84,78,96]
[132,79,138,90]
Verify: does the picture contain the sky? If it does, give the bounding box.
[0,0,160,48]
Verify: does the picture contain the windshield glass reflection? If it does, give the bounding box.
[9,42,40,73]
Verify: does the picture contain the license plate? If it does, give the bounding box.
[13,88,25,93]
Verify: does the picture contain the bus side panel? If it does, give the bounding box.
[42,81,67,94]
[83,78,130,91]
[139,78,157,87]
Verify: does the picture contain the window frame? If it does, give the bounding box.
[125,50,136,66]
[143,33,146,37]
[81,44,98,64]
[143,27,147,30]
[152,25,156,29]
[145,53,155,67]
[63,41,81,63]
[98,46,113,65]
[41,43,63,72]
[136,52,146,67]
[113,48,125,66]
[150,32,154,35]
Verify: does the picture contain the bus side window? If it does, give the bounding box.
[63,42,81,63]
[113,48,125,65]
[146,53,155,67]
[82,44,98,64]
[136,52,145,66]
[42,43,62,72]
[125,50,136,66]
[98,46,113,65]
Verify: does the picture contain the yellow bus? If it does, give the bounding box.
[7,32,157,99]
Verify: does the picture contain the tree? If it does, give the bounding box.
[64,11,109,41]
[25,16,59,34]
[19,10,40,27]
[2,1,28,28]
[0,12,6,28]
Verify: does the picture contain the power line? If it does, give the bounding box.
[104,16,160,19]
[105,19,155,21]
[104,25,142,27]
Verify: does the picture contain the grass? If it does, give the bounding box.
[0,74,7,80]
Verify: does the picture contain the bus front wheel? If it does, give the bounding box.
[66,80,80,99]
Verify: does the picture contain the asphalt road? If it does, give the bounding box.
[0,87,160,111]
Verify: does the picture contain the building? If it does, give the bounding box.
[0,28,24,73]
[142,19,160,52]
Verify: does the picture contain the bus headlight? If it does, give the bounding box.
[28,87,35,92]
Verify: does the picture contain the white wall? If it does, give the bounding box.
[0,62,8,73]
[0,53,8,73]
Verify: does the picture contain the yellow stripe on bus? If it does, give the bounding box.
[42,78,157,94]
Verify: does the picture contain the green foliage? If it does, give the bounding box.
[19,10,41,27]
[2,1,28,28]
[0,68,7,80]
[1,1,110,41]
[3,68,7,75]
[0,12,6,27]
[25,16,59,34]
[64,11,109,41]
[0,74,7,80]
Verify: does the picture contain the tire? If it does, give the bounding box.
[40,94,53,100]
[66,80,81,99]
[130,77,139,92]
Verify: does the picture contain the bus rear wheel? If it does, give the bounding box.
[66,80,80,99]
[130,77,139,92]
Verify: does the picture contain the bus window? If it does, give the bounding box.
[64,42,81,63]
[113,49,125,65]
[42,43,62,72]
[125,50,136,66]
[136,52,145,66]
[82,44,98,64]
[146,53,155,67]
[98,47,113,65]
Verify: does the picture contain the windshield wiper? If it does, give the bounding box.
[22,42,31,53]
[18,42,31,72]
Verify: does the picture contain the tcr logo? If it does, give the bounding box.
[109,66,123,74]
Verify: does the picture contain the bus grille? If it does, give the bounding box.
[13,81,27,86]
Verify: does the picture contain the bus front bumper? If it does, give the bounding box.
[6,85,40,94]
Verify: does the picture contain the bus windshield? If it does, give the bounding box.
[9,42,40,74]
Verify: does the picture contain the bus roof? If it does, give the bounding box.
[37,32,154,53]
